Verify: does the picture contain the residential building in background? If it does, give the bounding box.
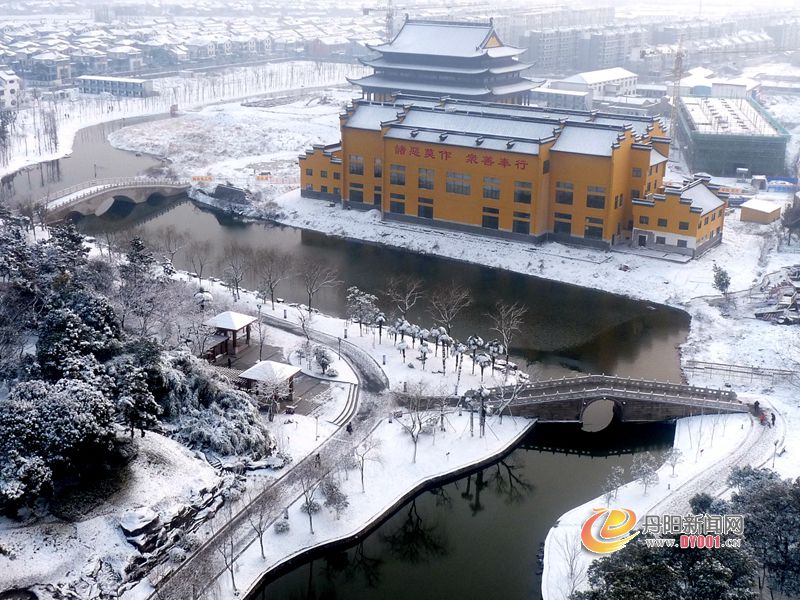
[0,66,20,108]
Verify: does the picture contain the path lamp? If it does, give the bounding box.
[316,416,319,440]
[773,439,779,468]
[338,337,342,359]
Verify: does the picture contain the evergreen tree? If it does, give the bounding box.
[121,237,155,282]
[713,263,731,296]
[573,535,758,600]
[116,365,161,438]
[48,223,89,272]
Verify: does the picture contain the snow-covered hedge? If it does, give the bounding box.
[160,352,274,458]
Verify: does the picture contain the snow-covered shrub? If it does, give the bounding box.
[0,378,116,512]
[313,345,333,375]
[168,546,187,564]
[160,352,274,458]
[300,500,320,515]
[273,519,290,534]
[321,477,349,519]
[325,368,338,378]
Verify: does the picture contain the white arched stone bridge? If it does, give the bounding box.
[44,177,192,222]
[485,374,748,424]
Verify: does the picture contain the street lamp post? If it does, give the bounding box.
[338,337,342,359]
[773,439,779,468]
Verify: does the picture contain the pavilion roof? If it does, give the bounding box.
[239,360,301,382]
[203,310,257,332]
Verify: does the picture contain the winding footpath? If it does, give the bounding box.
[650,408,785,516]
[141,322,388,600]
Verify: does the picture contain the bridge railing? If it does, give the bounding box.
[45,177,192,212]
[504,386,747,412]
[490,374,738,404]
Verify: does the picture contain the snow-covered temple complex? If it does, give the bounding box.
[349,19,535,105]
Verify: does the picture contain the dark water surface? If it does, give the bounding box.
[77,199,689,382]
[8,117,688,600]
[252,423,675,600]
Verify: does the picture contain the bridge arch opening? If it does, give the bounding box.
[581,398,620,433]
[146,192,168,206]
[65,210,84,223]
[107,196,136,218]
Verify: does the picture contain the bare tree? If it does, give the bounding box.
[219,242,250,301]
[255,373,291,421]
[300,260,340,314]
[428,283,471,335]
[353,437,382,492]
[395,382,438,463]
[298,467,322,534]
[632,452,660,494]
[156,224,187,264]
[296,308,315,341]
[488,300,527,376]
[555,534,587,599]
[187,239,212,285]
[247,492,269,559]
[215,506,237,593]
[251,248,292,310]
[664,447,683,477]
[385,276,423,319]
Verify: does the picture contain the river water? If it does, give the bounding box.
[6,116,689,600]
[253,423,674,600]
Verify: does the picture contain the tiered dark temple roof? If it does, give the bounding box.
[349,19,535,104]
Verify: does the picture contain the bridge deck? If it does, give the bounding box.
[483,374,747,422]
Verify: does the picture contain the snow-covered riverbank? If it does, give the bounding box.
[1,61,366,180]
[100,83,800,599]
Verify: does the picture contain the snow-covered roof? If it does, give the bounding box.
[679,182,725,214]
[650,149,668,166]
[349,74,490,97]
[680,97,783,137]
[399,109,557,142]
[740,198,781,214]
[203,310,257,331]
[562,67,637,86]
[551,125,622,157]
[239,360,301,382]
[344,103,405,130]
[360,56,488,75]
[368,20,522,59]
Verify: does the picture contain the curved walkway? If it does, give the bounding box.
[142,314,387,600]
[650,408,785,516]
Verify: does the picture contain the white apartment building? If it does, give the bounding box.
[0,67,20,109]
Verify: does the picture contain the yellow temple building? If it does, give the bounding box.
[300,95,728,258]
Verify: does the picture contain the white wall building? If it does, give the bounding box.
[550,67,638,97]
[0,67,20,109]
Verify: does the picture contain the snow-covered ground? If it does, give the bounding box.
[0,431,219,595]
[1,61,366,180]
[65,80,800,598]
[139,412,535,600]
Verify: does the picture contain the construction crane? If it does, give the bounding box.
[668,37,686,159]
[363,0,402,42]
